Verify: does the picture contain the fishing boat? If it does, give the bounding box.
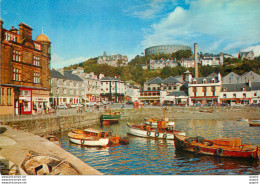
[144,118,175,127]
[21,151,79,175]
[174,134,260,160]
[100,108,121,125]
[126,123,186,140]
[249,120,260,127]
[236,118,249,122]
[68,128,110,147]
[43,134,61,147]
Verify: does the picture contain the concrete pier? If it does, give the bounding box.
[0,125,102,175]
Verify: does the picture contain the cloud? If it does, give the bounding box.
[51,54,89,69]
[127,0,175,19]
[242,45,260,57]
[141,0,260,54]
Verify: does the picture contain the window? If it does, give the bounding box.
[7,88,12,105]
[233,93,236,98]
[34,73,40,84]
[33,56,40,66]
[243,93,246,98]
[254,93,257,96]
[13,50,21,61]
[223,94,226,98]
[1,88,5,105]
[13,68,21,81]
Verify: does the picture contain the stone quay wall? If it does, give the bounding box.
[3,107,260,135]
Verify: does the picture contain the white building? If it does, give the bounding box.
[125,84,140,102]
[200,53,224,66]
[150,59,177,69]
[100,76,125,102]
[97,51,128,67]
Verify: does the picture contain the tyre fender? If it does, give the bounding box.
[81,139,85,145]
[215,148,223,156]
[147,131,151,137]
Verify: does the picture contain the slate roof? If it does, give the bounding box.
[192,77,219,84]
[163,76,180,84]
[251,82,260,91]
[51,70,83,82]
[167,91,187,97]
[147,77,163,84]
[221,83,250,92]
[100,77,123,82]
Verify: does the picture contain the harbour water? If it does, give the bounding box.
[58,119,260,175]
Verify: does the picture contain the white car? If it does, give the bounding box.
[86,102,96,107]
[233,103,244,107]
[57,104,68,109]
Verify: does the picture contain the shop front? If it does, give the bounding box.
[18,88,32,114]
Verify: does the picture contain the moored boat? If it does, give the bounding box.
[43,134,61,147]
[68,128,110,147]
[126,123,186,140]
[174,134,260,160]
[21,151,79,175]
[100,108,121,125]
[249,120,260,127]
[236,118,249,122]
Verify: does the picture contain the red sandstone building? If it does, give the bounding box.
[0,20,51,115]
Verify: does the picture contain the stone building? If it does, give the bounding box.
[99,76,125,102]
[200,53,224,66]
[97,51,128,67]
[149,59,177,69]
[238,50,254,60]
[71,67,101,102]
[50,69,85,107]
[0,20,51,115]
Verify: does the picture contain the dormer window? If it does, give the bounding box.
[222,88,227,92]
[203,79,207,84]
[193,79,197,84]
[212,79,215,83]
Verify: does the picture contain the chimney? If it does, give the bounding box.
[194,43,199,78]
[18,23,33,43]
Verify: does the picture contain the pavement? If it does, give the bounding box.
[0,125,102,175]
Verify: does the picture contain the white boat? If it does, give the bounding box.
[249,120,260,127]
[236,118,249,122]
[251,120,260,123]
[68,128,110,147]
[126,123,186,140]
[68,132,109,147]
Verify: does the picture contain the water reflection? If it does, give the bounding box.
[58,119,260,175]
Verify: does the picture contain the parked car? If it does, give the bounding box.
[220,103,230,107]
[57,104,68,109]
[193,103,202,107]
[70,104,77,108]
[126,101,134,105]
[233,103,244,107]
[86,102,96,107]
[101,101,109,105]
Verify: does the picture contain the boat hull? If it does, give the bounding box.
[68,133,109,147]
[100,114,121,125]
[174,134,260,160]
[126,123,185,140]
[249,122,260,127]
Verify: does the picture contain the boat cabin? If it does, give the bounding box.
[213,138,241,148]
[140,124,151,131]
[84,128,108,138]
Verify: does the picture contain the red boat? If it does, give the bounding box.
[174,134,260,160]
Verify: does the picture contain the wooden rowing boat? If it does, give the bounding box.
[21,151,79,175]
[126,123,186,140]
[174,134,260,160]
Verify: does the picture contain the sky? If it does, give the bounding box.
[1,0,260,68]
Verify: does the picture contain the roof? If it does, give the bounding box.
[192,77,219,84]
[100,77,123,82]
[221,83,250,92]
[51,70,83,82]
[167,91,187,97]
[163,76,180,84]
[251,82,260,91]
[147,77,163,84]
[36,34,50,42]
